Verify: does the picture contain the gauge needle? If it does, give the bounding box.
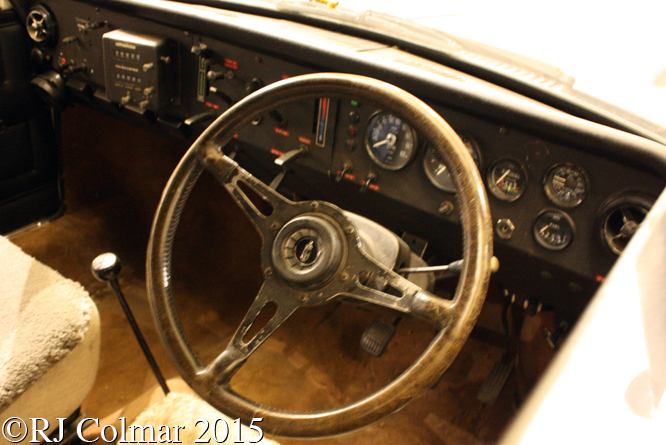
[373,133,397,149]
[496,169,511,185]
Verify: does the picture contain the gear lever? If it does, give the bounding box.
[92,253,170,395]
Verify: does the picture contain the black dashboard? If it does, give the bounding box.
[23,0,666,317]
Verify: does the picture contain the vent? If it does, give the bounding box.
[26,5,57,45]
[599,195,653,255]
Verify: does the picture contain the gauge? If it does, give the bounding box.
[365,111,417,171]
[533,210,575,250]
[544,163,589,208]
[424,133,482,192]
[487,158,527,202]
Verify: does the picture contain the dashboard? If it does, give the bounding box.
[23,0,666,317]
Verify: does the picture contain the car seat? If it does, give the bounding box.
[0,235,100,443]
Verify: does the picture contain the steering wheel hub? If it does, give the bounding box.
[271,214,346,288]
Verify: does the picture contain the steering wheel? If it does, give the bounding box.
[147,73,493,437]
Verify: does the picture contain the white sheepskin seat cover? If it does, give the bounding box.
[0,235,100,431]
[129,392,281,444]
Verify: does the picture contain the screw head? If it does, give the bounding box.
[438,201,454,215]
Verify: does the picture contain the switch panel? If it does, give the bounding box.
[103,30,174,110]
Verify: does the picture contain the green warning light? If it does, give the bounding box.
[351,100,360,107]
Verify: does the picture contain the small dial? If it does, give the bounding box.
[544,163,589,208]
[424,133,482,193]
[487,159,527,202]
[365,111,417,171]
[533,210,575,250]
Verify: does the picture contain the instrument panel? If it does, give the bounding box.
[326,99,662,313]
[26,0,666,315]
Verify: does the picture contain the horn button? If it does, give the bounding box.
[271,214,346,288]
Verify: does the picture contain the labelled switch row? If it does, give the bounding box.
[115,73,142,84]
[115,50,141,61]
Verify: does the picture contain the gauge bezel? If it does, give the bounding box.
[597,194,654,256]
[423,132,482,193]
[365,110,418,171]
[532,209,576,251]
[543,163,590,208]
[486,158,528,202]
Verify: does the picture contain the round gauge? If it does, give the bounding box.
[365,111,417,171]
[487,159,528,202]
[533,210,575,250]
[544,163,589,208]
[424,133,482,192]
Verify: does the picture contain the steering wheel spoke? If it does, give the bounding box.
[204,278,299,385]
[197,142,297,235]
[340,254,454,328]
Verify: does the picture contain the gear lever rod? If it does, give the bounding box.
[92,253,170,395]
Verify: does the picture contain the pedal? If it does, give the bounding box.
[477,357,515,406]
[360,318,397,357]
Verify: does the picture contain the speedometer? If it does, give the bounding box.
[365,111,417,171]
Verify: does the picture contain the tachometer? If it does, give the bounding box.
[365,111,417,171]
[487,158,527,202]
[544,163,589,208]
[424,133,482,193]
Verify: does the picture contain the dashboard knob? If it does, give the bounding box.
[207,70,226,82]
[245,78,263,94]
[190,43,208,56]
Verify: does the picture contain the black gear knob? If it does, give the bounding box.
[91,252,122,282]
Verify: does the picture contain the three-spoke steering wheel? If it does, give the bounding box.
[147,73,493,437]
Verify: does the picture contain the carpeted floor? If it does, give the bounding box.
[10,105,555,444]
